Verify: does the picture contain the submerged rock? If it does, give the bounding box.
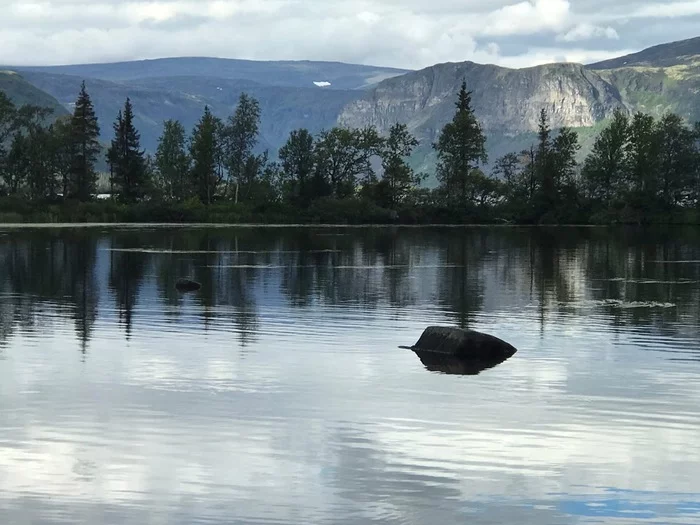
[175,278,201,292]
[401,326,517,375]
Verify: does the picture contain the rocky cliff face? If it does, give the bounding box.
[338,61,626,142]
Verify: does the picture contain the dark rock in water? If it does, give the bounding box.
[400,326,517,376]
[175,278,201,292]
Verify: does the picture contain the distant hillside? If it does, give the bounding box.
[0,71,68,117]
[588,36,700,123]
[8,57,408,90]
[19,71,362,153]
[589,36,700,69]
[4,36,699,185]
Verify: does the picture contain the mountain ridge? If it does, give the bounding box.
[6,57,409,90]
[1,36,698,178]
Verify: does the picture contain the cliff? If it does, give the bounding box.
[338,61,626,143]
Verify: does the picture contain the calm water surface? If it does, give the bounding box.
[1,225,700,524]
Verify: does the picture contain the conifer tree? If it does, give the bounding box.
[107,98,146,203]
[434,81,487,206]
[69,81,101,201]
[535,108,553,211]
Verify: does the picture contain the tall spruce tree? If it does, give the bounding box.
[433,81,487,206]
[107,98,146,203]
[535,108,554,213]
[155,119,191,201]
[69,81,101,201]
[190,106,224,205]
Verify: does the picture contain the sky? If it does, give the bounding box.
[1,0,700,69]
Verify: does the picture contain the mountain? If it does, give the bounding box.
[588,36,700,123]
[6,57,406,154]
[3,37,699,180]
[339,36,700,173]
[0,70,68,118]
[339,61,624,140]
[9,57,408,90]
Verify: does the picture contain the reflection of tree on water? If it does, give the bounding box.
[108,233,148,339]
[194,234,261,347]
[68,233,99,355]
[0,299,15,352]
[437,230,487,329]
[0,230,99,353]
[2,226,700,359]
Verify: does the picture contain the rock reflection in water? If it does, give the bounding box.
[411,349,516,375]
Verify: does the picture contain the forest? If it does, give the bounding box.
[0,81,699,224]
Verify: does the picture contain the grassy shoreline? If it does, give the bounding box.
[1,197,698,226]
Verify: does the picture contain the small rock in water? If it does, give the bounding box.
[175,278,201,292]
[400,326,517,375]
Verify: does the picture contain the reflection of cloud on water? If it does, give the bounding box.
[2,314,700,523]
[4,227,700,522]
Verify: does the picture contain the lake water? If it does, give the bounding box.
[1,225,700,524]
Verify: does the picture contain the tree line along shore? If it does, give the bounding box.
[1,81,699,224]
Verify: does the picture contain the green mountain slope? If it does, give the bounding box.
[589,36,700,69]
[0,71,68,117]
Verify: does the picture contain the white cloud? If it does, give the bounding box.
[557,23,620,42]
[632,0,700,18]
[482,0,572,36]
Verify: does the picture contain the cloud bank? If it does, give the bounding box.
[0,0,698,69]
